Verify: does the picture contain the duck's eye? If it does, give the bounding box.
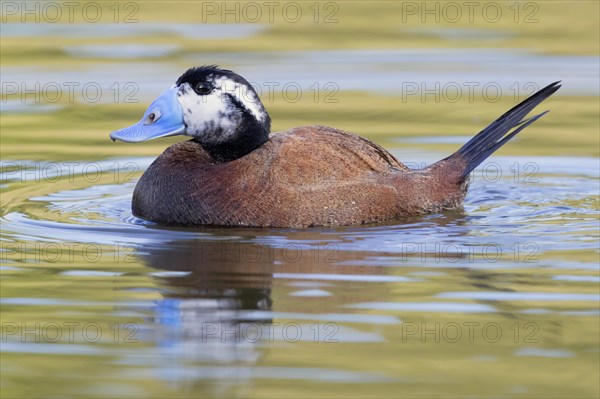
[144,110,161,125]
[194,82,213,95]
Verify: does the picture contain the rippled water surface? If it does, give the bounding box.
[2,148,599,398]
[2,6,600,398]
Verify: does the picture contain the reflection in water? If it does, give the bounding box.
[3,6,599,396]
[136,237,423,391]
[136,213,471,368]
[143,240,275,367]
[2,155,598,396]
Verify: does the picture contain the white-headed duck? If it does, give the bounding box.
[110,66,560,228]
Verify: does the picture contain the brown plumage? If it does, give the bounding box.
[133,126,467,227]
[110,66,560,228]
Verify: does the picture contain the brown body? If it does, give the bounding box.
[133,126,467,228]
[113,67,558,229]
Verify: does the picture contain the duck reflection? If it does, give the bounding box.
[134,214,477,361]
[140,239,276,365]
[137,231,391,357]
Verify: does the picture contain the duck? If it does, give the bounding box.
[110,66,560,228]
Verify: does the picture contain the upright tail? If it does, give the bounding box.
[445,81,561,182]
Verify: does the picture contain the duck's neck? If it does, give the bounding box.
[200,122,270,163]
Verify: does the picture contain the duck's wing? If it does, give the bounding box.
[248,126,407,188]
[203,126,413,227]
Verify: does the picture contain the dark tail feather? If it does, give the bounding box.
[450,81,561,182]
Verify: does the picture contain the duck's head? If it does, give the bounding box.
[110,65,271,161]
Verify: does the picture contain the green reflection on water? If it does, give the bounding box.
[1,1,599,398]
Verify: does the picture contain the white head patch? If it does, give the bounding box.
[213,77,267,123]
[175,77,267,145]
[176,82,241,144]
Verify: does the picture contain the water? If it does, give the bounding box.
[2,146,599,397]
[3,49,598,107]
[2,14,599,397]
[0,22,267,39]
